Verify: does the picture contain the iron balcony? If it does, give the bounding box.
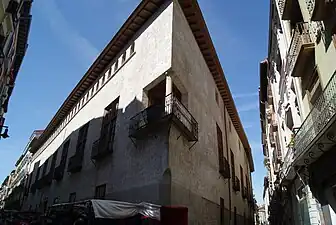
[293,72,336,165]
[91,139,113,160]
[129,94,198,142]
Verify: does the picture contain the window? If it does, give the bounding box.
[216,124,225,176]
[95,82,99,92]
[50,151,58,172]
[102,75,105,84]
[240,166,244,193]
[61,140,70,165]
[53,197,59,204]
[220,198,224,225]
[234,207,237,225]
[99,98,119,152]
[122,52,126,64]
[230,150,235,178]
[35,166,41,182]
[130,42,135,54]
[69,192,76,202]
[114,60,119,72]
[307,68,322,107]
[108,68,112,78]
[238,141,241,151]
[215,91,219,106]
[245,175,249,195]
[42,158,49,176]
[95,184,106,199]
[229,119,232,133]
[91,87,94,96]
[76,122,90,154]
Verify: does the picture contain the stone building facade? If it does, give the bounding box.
[12,0,255,224]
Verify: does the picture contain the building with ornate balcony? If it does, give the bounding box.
[0,0,33,136]
[2,0,256,223]
[2,130,43,210]
[261,0,336,224]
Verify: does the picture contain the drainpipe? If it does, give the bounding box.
[223,107,231,221]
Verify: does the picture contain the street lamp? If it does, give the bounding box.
[0,125,9,139]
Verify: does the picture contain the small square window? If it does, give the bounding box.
[95,184,106,199]
[102,75,105,84]
[114,60,119,72]
[69,192,76,202]
[122,52,126,64]
[215,91,219,105]
[130,42,135,54]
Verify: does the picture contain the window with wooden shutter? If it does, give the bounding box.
[61,140,70,165]
[69,192,76,202]
[230,150,235,178]
[216,124,224,175]
[76,122,89,154]
[50,151,58,172]
[99,98,119,152]
[42,158,49,176]
[95,184,106,199]
[240,166,244,193]
[220,198,224,225]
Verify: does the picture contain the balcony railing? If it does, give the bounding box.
[285,22,313,77]
[91,139,113,160]
[278,0,286,18]
[129,94,198,141]
[305,0,316,17]
[294,72,336,159]
[219,157,230,179]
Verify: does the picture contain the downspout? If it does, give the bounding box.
[223,107,231,221]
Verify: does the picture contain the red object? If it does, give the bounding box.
[160,206,188,225]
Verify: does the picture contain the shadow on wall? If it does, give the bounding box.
[21,96,171,211]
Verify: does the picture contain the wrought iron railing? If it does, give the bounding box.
[294,72,336,159]
[129,94,198,141]
[278,0,285,18]
[280,147,294,179]
[285,22,313,77]
[305,0,316,16]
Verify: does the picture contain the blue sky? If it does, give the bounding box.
[0,0,269,204]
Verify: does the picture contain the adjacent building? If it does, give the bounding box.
[1,130,43,210]
[0,0,33,135]
[261,0,336,224]
[0,0,256,224]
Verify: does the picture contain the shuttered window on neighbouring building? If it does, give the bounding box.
[99,98,119,152]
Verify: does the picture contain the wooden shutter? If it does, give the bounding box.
[216,124,224,173]
[99,98,119,152]
[76,122,89,154]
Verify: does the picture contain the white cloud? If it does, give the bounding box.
[38,0,99,67]
[233,92,259,99]
[237,102,258,112]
